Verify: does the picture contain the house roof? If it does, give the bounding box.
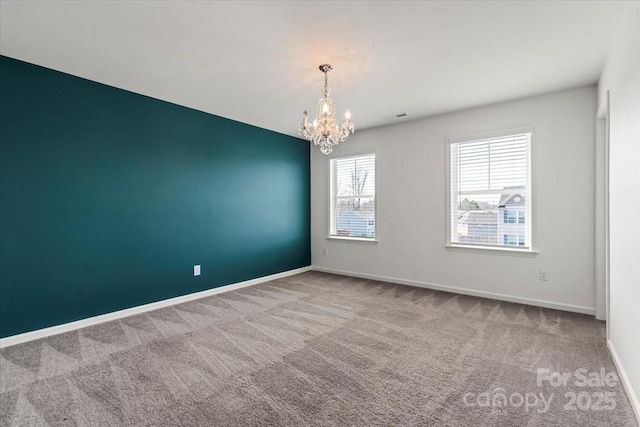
[498,186,525,207]
[338,210,375,221]
[458,210,497,226]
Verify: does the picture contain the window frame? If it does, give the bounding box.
[327,150,378,243]
[445,126,537,256]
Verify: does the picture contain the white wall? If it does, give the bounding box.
[598,1,640,416]
[312,85,597,313]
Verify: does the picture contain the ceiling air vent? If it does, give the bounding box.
[383,113,409,121]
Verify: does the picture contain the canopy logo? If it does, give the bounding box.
[463,388,553,414]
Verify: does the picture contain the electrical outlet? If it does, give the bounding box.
[194,265,201,276]
[539,269,549,281]
[322,248,328,256]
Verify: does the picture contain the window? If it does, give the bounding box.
[503,209,525,224]
[329,153,376,239]
[503,234,526,246]
[448,130,532,250]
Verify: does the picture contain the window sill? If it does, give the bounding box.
[445,244,538,257]
[327,236,378,244]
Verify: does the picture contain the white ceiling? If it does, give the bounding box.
[0,1,626,137]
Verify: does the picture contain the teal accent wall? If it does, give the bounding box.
[0,56,310,338]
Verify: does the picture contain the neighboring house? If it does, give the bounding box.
[497,186,526,246]
[457,210,498,245]
[337,211,375,237]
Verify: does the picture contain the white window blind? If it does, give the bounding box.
[449,132,531,249]
[329,153,376,239]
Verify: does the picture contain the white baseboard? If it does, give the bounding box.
[0,266,311,349]
[312,266,595,315]
[607,340,640,423]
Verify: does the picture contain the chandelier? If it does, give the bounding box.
[299,64,354,155]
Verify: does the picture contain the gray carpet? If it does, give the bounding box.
[0,271,637,426]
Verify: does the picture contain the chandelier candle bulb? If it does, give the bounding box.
[298,63,354,155]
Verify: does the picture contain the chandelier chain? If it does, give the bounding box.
[324,70,329,98]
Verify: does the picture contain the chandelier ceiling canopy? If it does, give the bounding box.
[299,64,354,155]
